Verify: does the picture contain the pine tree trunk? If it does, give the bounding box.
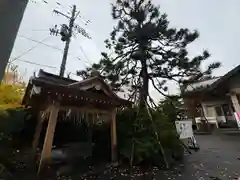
[139,60,149,108]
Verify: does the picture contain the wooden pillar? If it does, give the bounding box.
[88,113,93,156]
[110,109,117,164]
[230,93,240,129]
[88,113,93,141]
[31,113,44,160]
[38,104,59,174]
[231,93,240,113]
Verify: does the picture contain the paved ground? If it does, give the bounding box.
[155,133,240,180]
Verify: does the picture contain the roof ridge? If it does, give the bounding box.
[210,64,240,90]
[188,76,221,85]
[38,69,77,83]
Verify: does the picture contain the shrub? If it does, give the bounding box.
[0,108,29,145]
[0,84,24,106]
[117,107,184,167]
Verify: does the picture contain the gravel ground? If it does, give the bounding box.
[4,133,240,180]
[58,133,240,180]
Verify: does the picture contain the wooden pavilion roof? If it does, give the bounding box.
[22,69,132,110]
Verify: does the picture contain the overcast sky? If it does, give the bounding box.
[11,0,240,100]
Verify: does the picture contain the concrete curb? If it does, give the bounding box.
[194,132,213,135]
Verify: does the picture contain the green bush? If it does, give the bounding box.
[0,83,28,145]
[117,107,184,166]
[0,108,28,143]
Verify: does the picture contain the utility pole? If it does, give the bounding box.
[50,5,91,77]
[59,5,76,77]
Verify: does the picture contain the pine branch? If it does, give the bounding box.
[148,95,158,109]
[150,78,170,98]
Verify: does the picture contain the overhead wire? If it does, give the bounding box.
[29,0,71,12]
[31,29,50,32]
[11,36,52,62]
[31,0,93,59]
[10,58,79,77]
[16,36,97,76]
[18,34,84,62]
[14,34,86,77]
[9,35,59,71]
[78,44,94,66]
[18,34,63,53]
[19,1,95,76]
[10,58,58,69]
[9,58,79,79]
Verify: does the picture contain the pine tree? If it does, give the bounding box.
[77,0,220,107]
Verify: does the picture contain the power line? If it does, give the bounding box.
[11,36,51,62]
[17,34,91,68]
[18,34,63,53]
[16,32,93,75]
[11,58,58,69]
[29,0,71,13]
[78,44,93,65]
[75,57,91,69]
[31,29,49,32]
[65,71,78,77]
[9,58,80,77]
[15,59,79,78]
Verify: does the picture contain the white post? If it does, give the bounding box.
[201,103,208,118]
[212,107,219,128]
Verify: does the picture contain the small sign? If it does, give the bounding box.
[175,121,193,139]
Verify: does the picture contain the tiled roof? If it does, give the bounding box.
[183,64,240,94]
[37,69,77,85]
[22,69,132,106]
[185,77,221,92]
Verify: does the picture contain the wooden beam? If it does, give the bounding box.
[110,109,118,165]
[31,113,44,160]
[31,107,51,160]
[59,106,112,115]
[38,103,59,174]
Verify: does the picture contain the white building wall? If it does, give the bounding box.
[202,100,228,122]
